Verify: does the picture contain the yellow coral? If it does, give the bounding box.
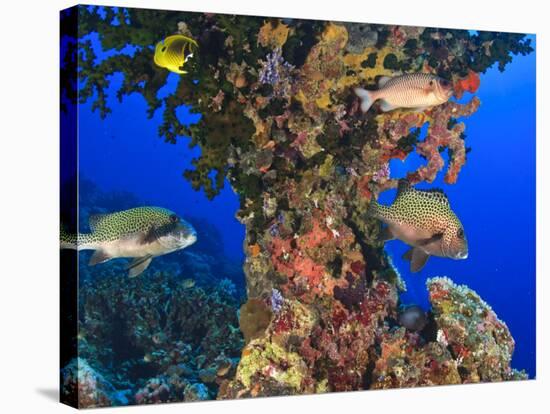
[236,340,307,391]
[295,23,412,115]
[258,20,291,48]
[342,46,407,85]
[294,23,348,116]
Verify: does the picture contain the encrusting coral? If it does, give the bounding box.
[68,6,533,402]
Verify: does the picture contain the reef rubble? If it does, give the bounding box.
[67,7,533,403]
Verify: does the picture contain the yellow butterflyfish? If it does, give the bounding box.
[154,34,198,74]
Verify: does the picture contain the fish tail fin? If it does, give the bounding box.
[368,199,394,243]
[367,198,381,218]
[354,87,376,113]
[60,225,94,250]
[60,225,78,250]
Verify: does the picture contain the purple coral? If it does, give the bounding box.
[333,272,367,310]
[270,288,284,314]
[269,222,280,237]
[258,48,294,97]
[372,162,390,183]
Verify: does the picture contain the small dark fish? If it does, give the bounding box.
[182,278,196,289]
[398,305,428,332]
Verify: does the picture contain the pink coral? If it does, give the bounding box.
[374,97,480,194]
[415,99,479,184]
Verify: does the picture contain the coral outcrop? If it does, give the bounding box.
[370,277,526,389]
[61,358,128,408]
[427,277,525,382]
[69,6,533,402]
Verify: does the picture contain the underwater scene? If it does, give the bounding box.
[59,5,535,408]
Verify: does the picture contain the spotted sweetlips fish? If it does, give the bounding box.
[368,180,468,273]
[354,73,453,113]
[61,207,197,277]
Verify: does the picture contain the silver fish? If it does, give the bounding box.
[354,73,453,113]
[60,207,197,277]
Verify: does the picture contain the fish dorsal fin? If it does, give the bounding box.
[418,188,450,207]
[89,213,109,232]
[395,179,413,200]
[395,180,450,207]
[378,76,391,88]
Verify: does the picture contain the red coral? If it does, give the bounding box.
[270,237,294,277]
[297,216,333,250]
[428,280,450,302]
[383,147,408,162]
[454,70,480,99]
[390,26,408,47]
[294,256,325,287]
[300,337,322,365]
[350,261,365,275]
[270,233,326,293]
[357,175,372,199]
[331,304,349,330]
[273,310,293,333]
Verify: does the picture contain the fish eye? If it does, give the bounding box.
[457,228,464,238]
[429,80,434,86]
[169,214,179,223]
[161,46,167,52]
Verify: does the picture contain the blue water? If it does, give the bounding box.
[78,72,245,261]
[382,36,536,377]
[77,33,535,378]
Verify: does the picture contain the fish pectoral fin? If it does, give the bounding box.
[411,106,429,113]
[89,250,113,266]
[379,100,397,112]
[126,255,153,278]
[378,226,395,243]
[377,76,391,88]
[410,248,430,273]
[416,232,443,246]
[402,248,414,262]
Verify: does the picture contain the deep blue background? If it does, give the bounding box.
[78,33,535,377]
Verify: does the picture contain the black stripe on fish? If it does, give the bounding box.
[416,232,443,246]
[140,220,179,245]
